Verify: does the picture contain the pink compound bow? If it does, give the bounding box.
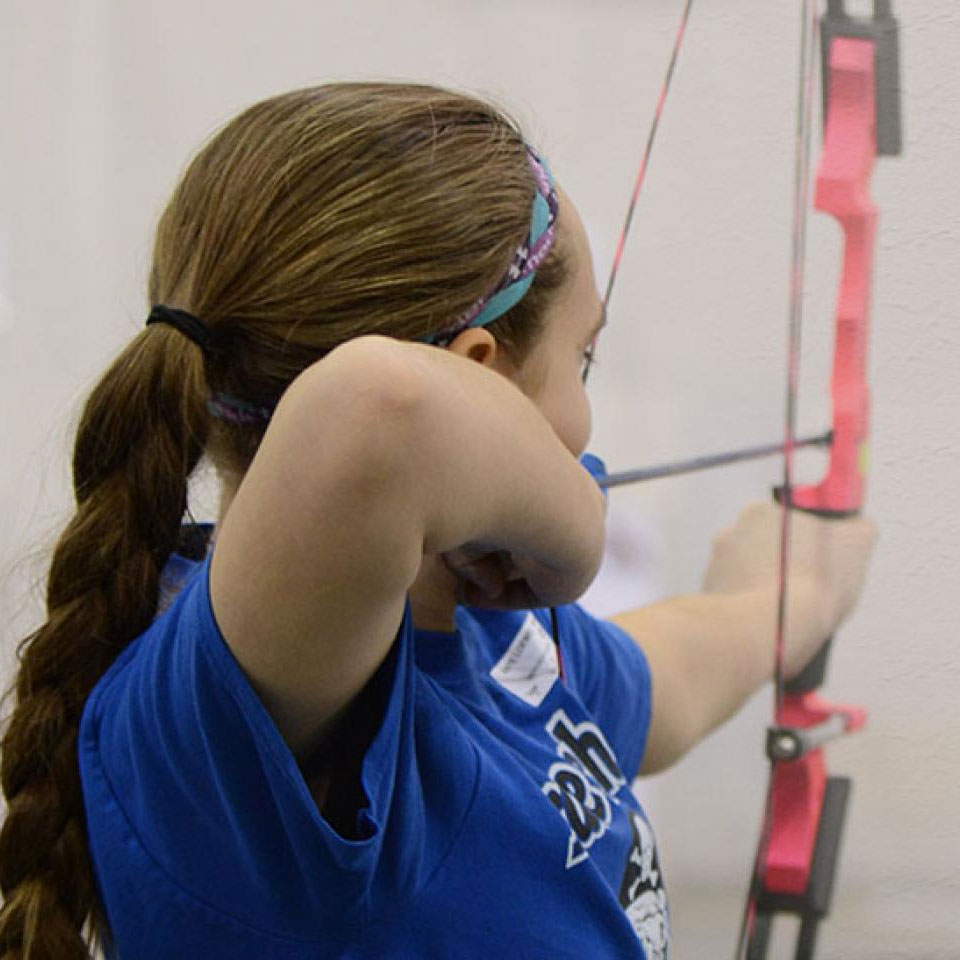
[592,3,903,958]
[736,3,902,958]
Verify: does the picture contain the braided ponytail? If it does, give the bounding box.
[0,81,569,955]
[0,331,209,958]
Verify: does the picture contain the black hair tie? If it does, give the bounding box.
[146,305,213,354]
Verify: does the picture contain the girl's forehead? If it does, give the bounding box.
[556,185,591,259]
[555,186,601,316]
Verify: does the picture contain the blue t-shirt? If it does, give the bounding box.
[79,538,669,959]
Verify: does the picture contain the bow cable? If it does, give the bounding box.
[557,0,695,682]
[583,0,695,385]
[734,2,821,957]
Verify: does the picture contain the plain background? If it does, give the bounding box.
[2,2,958,957]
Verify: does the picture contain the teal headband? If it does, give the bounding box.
[425,147,559,347]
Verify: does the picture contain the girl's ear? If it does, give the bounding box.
[445,327,510,371]
[445,326,497,365]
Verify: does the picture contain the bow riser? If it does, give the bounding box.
[765,33,880,905]
[793,38,878,517]
[743,3,902,956]
[765,37,878,902]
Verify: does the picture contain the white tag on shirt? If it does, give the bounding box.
[489,612,559,707]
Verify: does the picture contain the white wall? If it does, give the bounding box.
[2,2,958,956]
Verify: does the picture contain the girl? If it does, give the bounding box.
[0,83,874,959]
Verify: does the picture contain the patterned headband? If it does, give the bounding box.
[424,146,559,347]
[147,148,557,425]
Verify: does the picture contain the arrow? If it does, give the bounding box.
[598,432,832,489]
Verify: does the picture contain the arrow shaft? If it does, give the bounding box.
[598,432,832,489]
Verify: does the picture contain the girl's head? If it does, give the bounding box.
[150,81,578,477]
[0,81,590,956]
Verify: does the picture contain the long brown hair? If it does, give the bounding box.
[0,82,567,957]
